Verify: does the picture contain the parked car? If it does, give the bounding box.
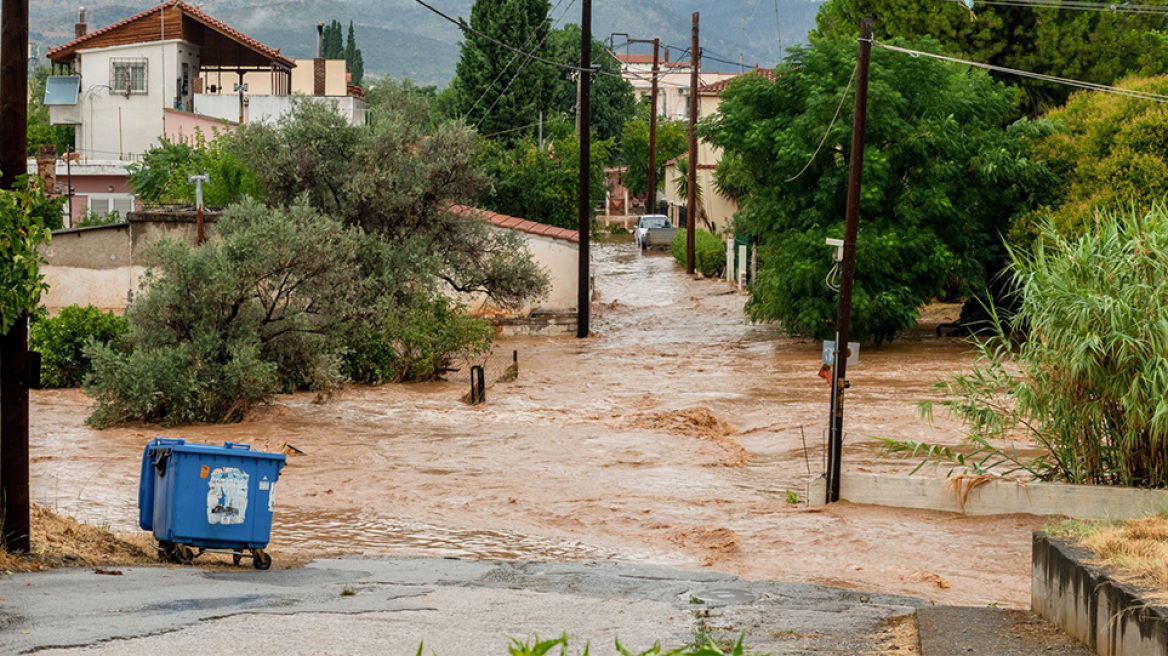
[633,214,677,250]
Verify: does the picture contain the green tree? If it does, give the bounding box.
[545,24,636,142]
[620,98,689,199]
[323,20,344,59]
[814,0,1168,111]
[477,116,611,229]
[701,37,1054,343]
[127,130,259,207]
[27,65,74,157]
[345,21,365,87]
[1012,75,1168,243]
[229,98,547,306]
[1,175,62,333]
[449,0,557,140]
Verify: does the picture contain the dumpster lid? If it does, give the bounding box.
[148,438,286,462]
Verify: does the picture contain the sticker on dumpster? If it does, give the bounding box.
[267,482,276,513]
[207,467,249,525]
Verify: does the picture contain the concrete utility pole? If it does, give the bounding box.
[647,38,660,215]
[576,0,592,338]
[685,12,699,275]
[1,0,32,554]
[825,17,873,504]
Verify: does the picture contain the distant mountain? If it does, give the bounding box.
[28,0,824,86]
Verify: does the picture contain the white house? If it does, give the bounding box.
[44,1,364,161]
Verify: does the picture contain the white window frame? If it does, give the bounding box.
[85,194,135,217]
[110,58,149,95]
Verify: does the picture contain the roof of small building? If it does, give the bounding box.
[449,205,579,244]
[47,0,294,69]
[698,66,777,94]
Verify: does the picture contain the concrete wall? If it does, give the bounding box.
[39,212,213,314]
[466,229,579,336]
[193,93,365,126]
[807,473,1168,520]
[163,108,235,144]
[40,224,141,313]
[1033,535,1168,656]
[60,40,199,159]
[290,59,346,96]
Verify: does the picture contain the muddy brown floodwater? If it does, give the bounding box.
[29,240,1046,608]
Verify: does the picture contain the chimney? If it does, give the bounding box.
[75,7,87,38]
[36,146,57,193]
[314,22,326,96]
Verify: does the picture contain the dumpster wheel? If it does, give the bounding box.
[232,550,243,566]
[158,541,194,565]
[252,549,272,570]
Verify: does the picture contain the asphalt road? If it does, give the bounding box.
[1,556,925,655]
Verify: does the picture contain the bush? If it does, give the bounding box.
[29,305,127,388]
[83,201,363,427]
[671,229,726,278]
[342,293,493,384]
[76,208,124,228]
[896,204,1168,487]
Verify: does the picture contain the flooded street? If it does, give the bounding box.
[28,240,1045,608]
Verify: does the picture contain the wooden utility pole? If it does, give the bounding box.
[685,12,699,275]
[1,0,32,554]
[826,17,873,504]
[576,0,592,338]
[647,37,660,215]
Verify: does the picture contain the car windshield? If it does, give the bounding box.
[641,217,670,229]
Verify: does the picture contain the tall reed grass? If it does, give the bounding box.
[906,204,1168,487]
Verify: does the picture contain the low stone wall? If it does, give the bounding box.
[1033,534,1168,656]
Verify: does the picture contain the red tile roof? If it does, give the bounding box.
[47,0,294,68]
[449,205,580,244]
[698,66,777,94]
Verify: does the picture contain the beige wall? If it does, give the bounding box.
[39,214,212,314]
[466,229,578,315]
[662,162,737,234]
[40,224,139,313]
[200,59,345,97]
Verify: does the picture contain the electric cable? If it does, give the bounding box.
[948,0,1168,14]
[464,0,574,121]
[786,63,857,183]
[474,0,577,128]
[411,0,595,74]
[873,41,1168,103]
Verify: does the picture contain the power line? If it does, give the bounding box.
[464,0,574,121]
[411,0,595,74]
[786,63,857,183]
[951,0,1168,14]
[872,40,1168,103]
[474,0,578,129]
[481,120,545,138]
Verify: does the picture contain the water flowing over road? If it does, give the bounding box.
[29,240,1044,607]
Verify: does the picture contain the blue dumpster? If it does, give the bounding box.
[139,438,286,569]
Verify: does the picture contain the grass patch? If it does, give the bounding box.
[1047,511,1168,594]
